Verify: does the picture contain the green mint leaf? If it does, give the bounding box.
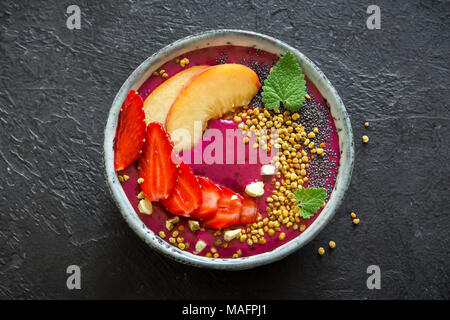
[294,187,327,219]
[261,51,306,112]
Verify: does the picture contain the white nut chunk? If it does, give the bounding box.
[245,181,265,197]
[165,216,180,231]
[137,191,145,200]
[224,228,242,242]
[188,220,200,232]
[194,240,207,254]
[138,198,153,215]
[261,164,276,176]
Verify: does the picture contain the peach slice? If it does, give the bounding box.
[143,65,210,125]
[166,64,261,152]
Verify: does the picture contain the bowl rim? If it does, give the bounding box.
[103,29,354,270]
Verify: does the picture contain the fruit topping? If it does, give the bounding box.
[191,176,221,219]
[143,65,209,124]
[166,64,261,152]
[203,186,243,229]
[138,122,178,201]
[239,197,258,225]
[161,162,202,217]
[114,90,146,171]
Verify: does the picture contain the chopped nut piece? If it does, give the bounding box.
[350,212,357,218]
[123,174,130,181]
[138,198,153,215]
[329,241,336,249]
[261,164,276,176]
[353,218,360,225]
[158,231,166,238]
[224,228,242,242]
[137,191,145,200]
[137,178,144,184]
[188,220,200,232]
[168,216,180,224]
[194,240,207,254]
[118,175,124,183]
[245,181,265,197]
[166,216,180,231]
[318,247,325,255]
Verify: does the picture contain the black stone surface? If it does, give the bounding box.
[0,0,449,299]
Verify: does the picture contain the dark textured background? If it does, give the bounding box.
[0,0,449,299]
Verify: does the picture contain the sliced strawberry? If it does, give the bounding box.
[191,176,221,219]
[114,90,146,171]
[240,197,258,225]
[138,122,178,201]
[203,186,243,229]
[161,162,202,217]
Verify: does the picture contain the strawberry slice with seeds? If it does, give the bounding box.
[138,122,178,201]
[114,90,146,171]
[203,186,243,229]
[161,162,202,217]
[191,176,221,219]
[240,197,258,225]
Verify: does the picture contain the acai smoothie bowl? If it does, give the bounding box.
[103,30,354,270]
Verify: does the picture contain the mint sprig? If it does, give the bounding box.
[294,187,327,219]
[261,51,306,112]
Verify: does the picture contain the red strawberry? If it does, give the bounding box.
[191,176,221,219]
[161,162,202,217]
[240,197,258,225]
[138,122,178,201]
[203,186,243,229]
[114,90,146,171]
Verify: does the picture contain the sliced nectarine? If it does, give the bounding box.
[143,65,210,124]
[166,64,261,152]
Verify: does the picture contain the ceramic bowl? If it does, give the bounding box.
[103,30,354,270]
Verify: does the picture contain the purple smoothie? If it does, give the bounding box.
[117,45,340,258]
